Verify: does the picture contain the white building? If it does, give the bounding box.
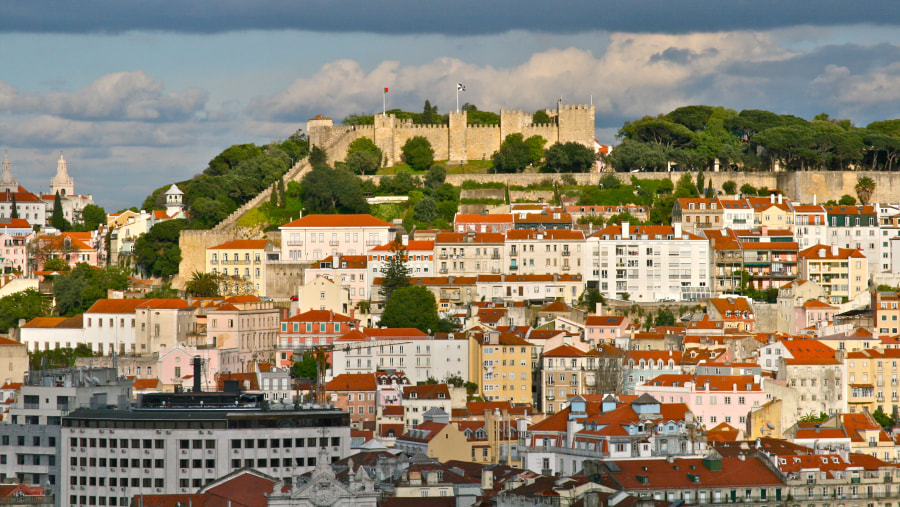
[331,332,469,385]
[588,222,711,302]
[43,152,95,225]
[280,214,394,263]
[82,299,143,355]
[60,398,350,506]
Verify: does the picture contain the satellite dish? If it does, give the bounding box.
[766,422,775,430]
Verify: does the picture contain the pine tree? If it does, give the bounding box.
[706,179,714,197]
[269,187,278,207]
[278,179,286,207]
[696,170,705,196]
[51,191,67,230]
[379,234,411,302]
[10,194,18,219]
[422,100,434,125]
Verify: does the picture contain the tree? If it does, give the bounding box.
[299,166,370,215]
[424,165,447,190]
[379,235,411,301]
[43,258,70,272]
[464,381,478,395]
[0,289,51,333]
[291,354,321,380]
[544,142,596,173]
[856,176,876,205]
[524,135,547,166]
[133,218,189,278]
[53,264,131,317]
[598,173,621,189]
[80,205,106,231]
[533,110,551,124]
[345,138,383,174]
[10,194,17,219]
[674,173,700,198]
[722,180,737,195]
[50,191,69,231]
[706,179,714,197]
[838,194,857,205]
[592,349,625,395]
[739,183,758,196]
[421,100,438,125]
[185,271,220,297]
[380,285,440,333]
[492,134,531,173]
[872,408,892,428]
[308,146,328,168]
[696,170,705,195]
[576,288,605,312]
[413,197,439,224]
[446,374,465,388]
[655,309,676,327]
[798,412,829,423]
[402,137,435,171]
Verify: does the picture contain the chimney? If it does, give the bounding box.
[770,193,775,204]
[402,235,409,246]
[813,194,817,205]
[481,469,493,491]
[778,194,783,205]
[621,221,630,239]
[674,222,682,238]
[192,356,203,393]
[831,244,839,256]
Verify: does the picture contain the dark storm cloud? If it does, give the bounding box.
[2,1,900,35]
[648,47,718,65]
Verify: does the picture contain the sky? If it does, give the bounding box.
[3,2,900,210]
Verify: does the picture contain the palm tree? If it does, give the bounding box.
[855,176,876,205]
[184,271,220,297]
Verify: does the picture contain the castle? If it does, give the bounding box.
[307,103,596,166]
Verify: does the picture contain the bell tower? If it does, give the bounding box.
[51,151,75,197]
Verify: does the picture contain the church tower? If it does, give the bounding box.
[0,151,18,193]
[50,151,75,197]
[164,184,184,216]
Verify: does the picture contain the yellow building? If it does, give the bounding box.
[469,331,533,405]
[874,291,900,336]
[0,336,28,384]
[206,239,274,296]
[846,348,900,415]
[799,244,868,304]
[749,399,783,440]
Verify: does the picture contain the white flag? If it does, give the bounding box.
[457,83,466,92]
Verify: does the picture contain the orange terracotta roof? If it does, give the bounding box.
[505,229,584,240]
[542,344,586,358]
[800,244,867,260]
[281,214,392,228]
[434,232,505,244]
[209,239,270,250]
[454,214,513,224]
[404,384,450,400]
[325,373,377,391]
[222,295,261,304]
[86,299,146,314]
[133,378,161,390]
[285,309,354,323]
[136,298,190,310]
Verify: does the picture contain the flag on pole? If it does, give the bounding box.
[384,87,389,93]
[457,83,466,92]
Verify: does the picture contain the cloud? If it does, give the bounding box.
[0,71,208,121]
[2,1,900,35]
[250,32,792,126]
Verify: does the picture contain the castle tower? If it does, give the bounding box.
[0,151,18,193]
[50,151,75,197]
[557,103,596,149]
[306,115,334,150]
[374,113,397,166]
[448,110,468,164]
[164,184,184,216]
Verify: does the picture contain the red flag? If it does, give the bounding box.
[384,87,389,93]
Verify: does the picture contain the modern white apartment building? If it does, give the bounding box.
[331,332,469,385]
[61,396,350,507]
[505,229,584,275]
[588,222,711,302]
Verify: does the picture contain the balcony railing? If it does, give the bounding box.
[491,253,500,259]
[562,251,570,256]
[509,250,518,257]
[510,265,518,270]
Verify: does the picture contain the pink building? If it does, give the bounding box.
[157,344,221,391]
[633,373,766,429]
[32,231,100,272]
[0,231,30,273]
[279,214,394,263]
[325,373,378,426]
[584,315,631,347]
[206,296,280,370]
[453,213,514,234]
[796,299,837,333]
[375,370,410,407]
[276,309,359,366]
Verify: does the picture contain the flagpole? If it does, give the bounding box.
[456,85,459,113]
[383,89,386,116]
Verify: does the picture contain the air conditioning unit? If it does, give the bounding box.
[71,447,77,452]
[181,450,187,455]
[181,469,187,474]
[80,429,85,433]
[166,430,171,435]
[70,466,75,471]
[121,449,126,454]
[121,468,126,472]
[156,430,161,434]
[144,450,150,455]
[99,430,105,434]
[81,447,86,452]
[273,449,278,454]
[144,468,150,474]
[80,486,85,491]
[207,449,213,455]
[207,469,213,474]
[121,487,125,492]
[80,466,85,471]
[156,488,162,493]
[110,430,115,434]
[233,449,239,454]
[207,430,213,435]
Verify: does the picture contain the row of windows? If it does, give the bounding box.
[230,437,338,449]
[0,435,56,446]
[70,457,161,468]
[70,438,164,449]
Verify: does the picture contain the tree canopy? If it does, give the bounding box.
[379,285,441,333]
[0,289,50,333]
[53,264,131,317]
[401,136,435,171]
[133,219,189,278]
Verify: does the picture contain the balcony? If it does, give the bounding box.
[562,251,570,256]
[210,260,218,265]
[491,268,500,274]
[329,240,339,246]
[509,265,518,270]
[491,253,500,259]
[439,253,448,259]
[286,240,303,246]
[562,265,571,271]
[439,268,448,274]
[366,240,381,246]
[509,250,518,257]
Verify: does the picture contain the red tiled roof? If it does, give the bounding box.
[603,456,782,490]
[325,373,377,392]
[285,309,354,323]
[454,214,513,224]
[585,315,625,326]
[209,239,270,250]
[800,244,867,260]
[382,405,404,416]
[434,232,505,244]
[282,214,392,228]
[133,378,162,390]
[137,298,190,310]
[404,384,450,400]
[86,299,146,314]
[369,240,434,251]
[542,344,586,358]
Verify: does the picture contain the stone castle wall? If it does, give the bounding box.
[309,103,596,167]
